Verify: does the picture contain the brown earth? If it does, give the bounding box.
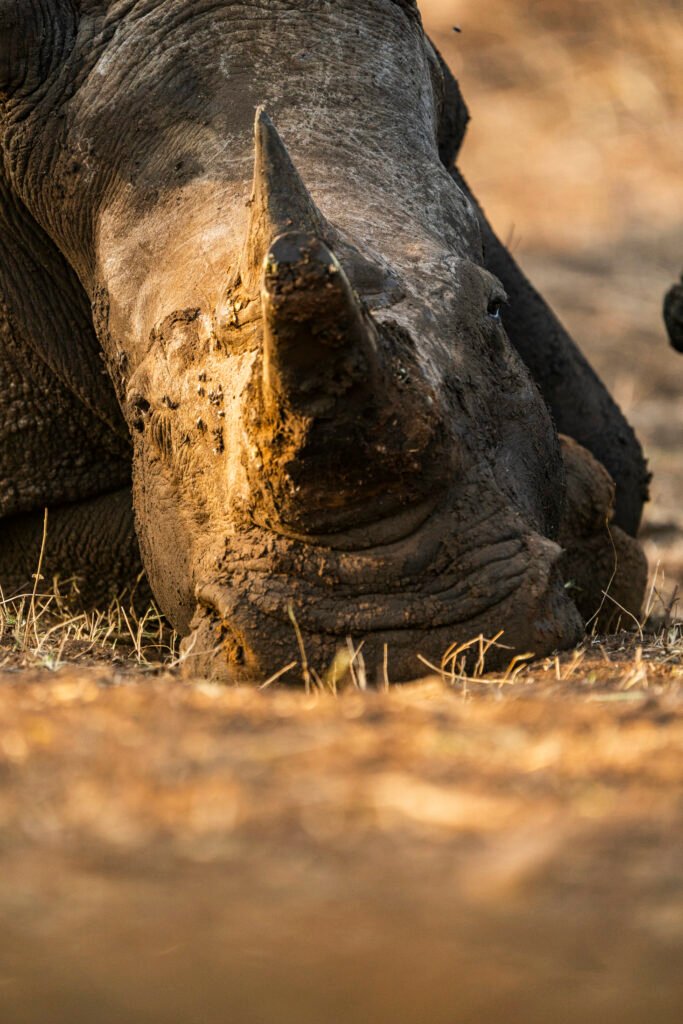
[1,645,682,1024]
[2,2,683,1020]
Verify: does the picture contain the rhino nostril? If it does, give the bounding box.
[128,394,151,432]
[196,582,227,617]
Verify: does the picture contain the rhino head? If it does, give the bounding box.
[1,0,583,681]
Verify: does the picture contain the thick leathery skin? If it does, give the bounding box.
[452,167,649,537]
[0,488,144,608]
[0,164,130,521]
[557,436,647,628]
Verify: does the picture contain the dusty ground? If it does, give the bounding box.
[2,2,683,1021]
[1,641,682,1023]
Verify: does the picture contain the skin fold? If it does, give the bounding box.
[0,1,647,682]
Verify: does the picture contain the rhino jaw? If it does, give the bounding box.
[180,512,584,686]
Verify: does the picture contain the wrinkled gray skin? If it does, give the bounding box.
[0,0,648,682]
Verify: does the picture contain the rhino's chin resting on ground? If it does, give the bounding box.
[0,1,648,682]
[181,494,582,684]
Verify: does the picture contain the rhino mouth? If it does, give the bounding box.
[181,496,584,684]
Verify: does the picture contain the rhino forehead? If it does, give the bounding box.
[83,0,440,161]
[73,1,478,351]
[2,0,454,297]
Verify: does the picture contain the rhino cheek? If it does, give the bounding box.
[129,425,200,633]
[128,346,258,634]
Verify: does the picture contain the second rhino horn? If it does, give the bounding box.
[241,108,329,290]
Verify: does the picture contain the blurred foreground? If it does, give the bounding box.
[1,646,682,1023]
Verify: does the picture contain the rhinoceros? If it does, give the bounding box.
[665,274,683,352]
[0,0,648,682]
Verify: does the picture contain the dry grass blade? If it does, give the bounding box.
[23,508,48,649]
[259,661,298,690]
[288,602,312,693]
[0,582,178,672]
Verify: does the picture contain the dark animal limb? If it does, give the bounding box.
[558,436,647,629]
[0,161,137,609]
[664,274,683,352]
[0,164,130,523]
[0,165,127,436]
[0,489,144,609]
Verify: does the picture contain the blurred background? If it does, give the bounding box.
[421,0,683,601]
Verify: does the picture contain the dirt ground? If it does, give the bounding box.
[2,3,683,1021]
[1,645,682,1023]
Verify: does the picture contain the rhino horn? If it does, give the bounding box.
[241,108,327,288]
[261,231,379,416]
[241,110,379,415]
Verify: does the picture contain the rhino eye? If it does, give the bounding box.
[487,298,504,322]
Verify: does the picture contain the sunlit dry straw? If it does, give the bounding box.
[288,602,313,694]
[23,508,48,649]
[346,637,367,691]
[259,660,298,690]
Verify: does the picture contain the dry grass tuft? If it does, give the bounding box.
[0,584,178,674]
[1,572,682,693]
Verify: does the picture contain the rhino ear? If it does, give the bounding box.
[0,1,77,98]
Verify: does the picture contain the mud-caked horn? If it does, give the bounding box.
[261,232,380,416]
[242,111,441,534]
[245,109,380,416]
